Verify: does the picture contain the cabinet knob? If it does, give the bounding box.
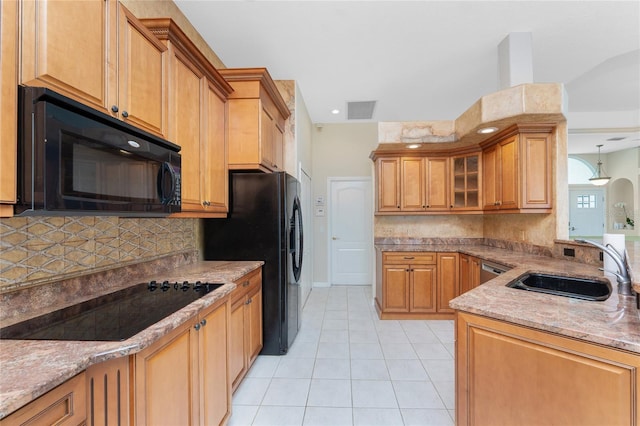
[245,298,252,305]
[194,323,201,331]
[202,201,211,207]
[243,280,250,287]
[397,206,400,209]
[403,256,415,260]
[426,205,430,208]
[422,205,426,208]
[111,105,119,113]
[200,319,207,327]
[406,269,410,272]
[121,110,129,118]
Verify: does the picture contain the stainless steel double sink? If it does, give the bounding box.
[507,273,612,301]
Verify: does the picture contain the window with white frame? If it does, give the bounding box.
[576,194,597,209]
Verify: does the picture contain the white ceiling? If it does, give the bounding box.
[174,0,640,154]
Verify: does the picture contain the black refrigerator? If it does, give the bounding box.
[203,172,303,355]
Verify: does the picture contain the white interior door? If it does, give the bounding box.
[569,187,605,237]
[329,178,372,285]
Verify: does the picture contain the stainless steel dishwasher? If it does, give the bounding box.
[479,261,510,284]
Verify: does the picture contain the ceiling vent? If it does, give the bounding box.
[606,136,626,141]
[347,101,377,120]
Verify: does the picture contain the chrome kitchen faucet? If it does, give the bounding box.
[576,239,634,296]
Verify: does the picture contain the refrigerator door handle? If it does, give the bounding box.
[290,195,304,283]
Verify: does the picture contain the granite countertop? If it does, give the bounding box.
[0,260,263,420]
[377,242,640,354]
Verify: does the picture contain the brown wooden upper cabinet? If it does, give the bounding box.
[481,124,553,212]
[218,68,291,172]
[0,0,18,217]
[372,123,552,215]
[400,157,450,212]
[373,152,480,214]
[20,0,169,138]
[376,157,401,212]
[451,153,482,210]
[142,18,233,217]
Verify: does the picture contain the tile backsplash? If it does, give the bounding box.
[0,216,198,290]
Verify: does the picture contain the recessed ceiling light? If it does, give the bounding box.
[331,109,340,115]
[407,143,420,149]
[477,127,498,134]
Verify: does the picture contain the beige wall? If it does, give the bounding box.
[295,85,313,177]
[482,214,557,246]
[375,215,483,238]
[311,123,378,284]
[607,147,638,235]
[571,146,638,238]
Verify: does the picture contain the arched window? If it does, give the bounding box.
[568,157,595,185]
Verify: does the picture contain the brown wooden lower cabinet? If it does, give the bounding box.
[375,251,459,319]
[86,356,130,426]
[229,268,263,392]
[0,372,86,426]
[134,296,230,426]
[459,253,481,294]
[436,252,459,314]
[197,295,232,426]
[456,312,640,426]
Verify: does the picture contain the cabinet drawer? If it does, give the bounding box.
[383,252,436,264]
[231,268,262,302]
[1,372,86,426]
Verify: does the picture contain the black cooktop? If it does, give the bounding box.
[0,281,224,341]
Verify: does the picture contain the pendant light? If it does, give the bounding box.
[589,144,610,186]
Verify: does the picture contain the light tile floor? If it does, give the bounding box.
[229,286,455,426]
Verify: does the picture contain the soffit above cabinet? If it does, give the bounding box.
[218,68,291,120]
[375,83,566,155]
[142,18,234,98]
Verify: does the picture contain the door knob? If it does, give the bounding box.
[332,237,338,240]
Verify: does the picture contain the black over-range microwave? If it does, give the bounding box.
[16,86,181,216]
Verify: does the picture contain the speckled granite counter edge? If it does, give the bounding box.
[0,260,263,419]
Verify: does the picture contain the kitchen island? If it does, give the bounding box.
[376,239,640,352]
[378,238,639,425]
[0,260,263,421]
[427,239,638,426]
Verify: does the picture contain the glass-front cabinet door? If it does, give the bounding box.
[451,153,481,211]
